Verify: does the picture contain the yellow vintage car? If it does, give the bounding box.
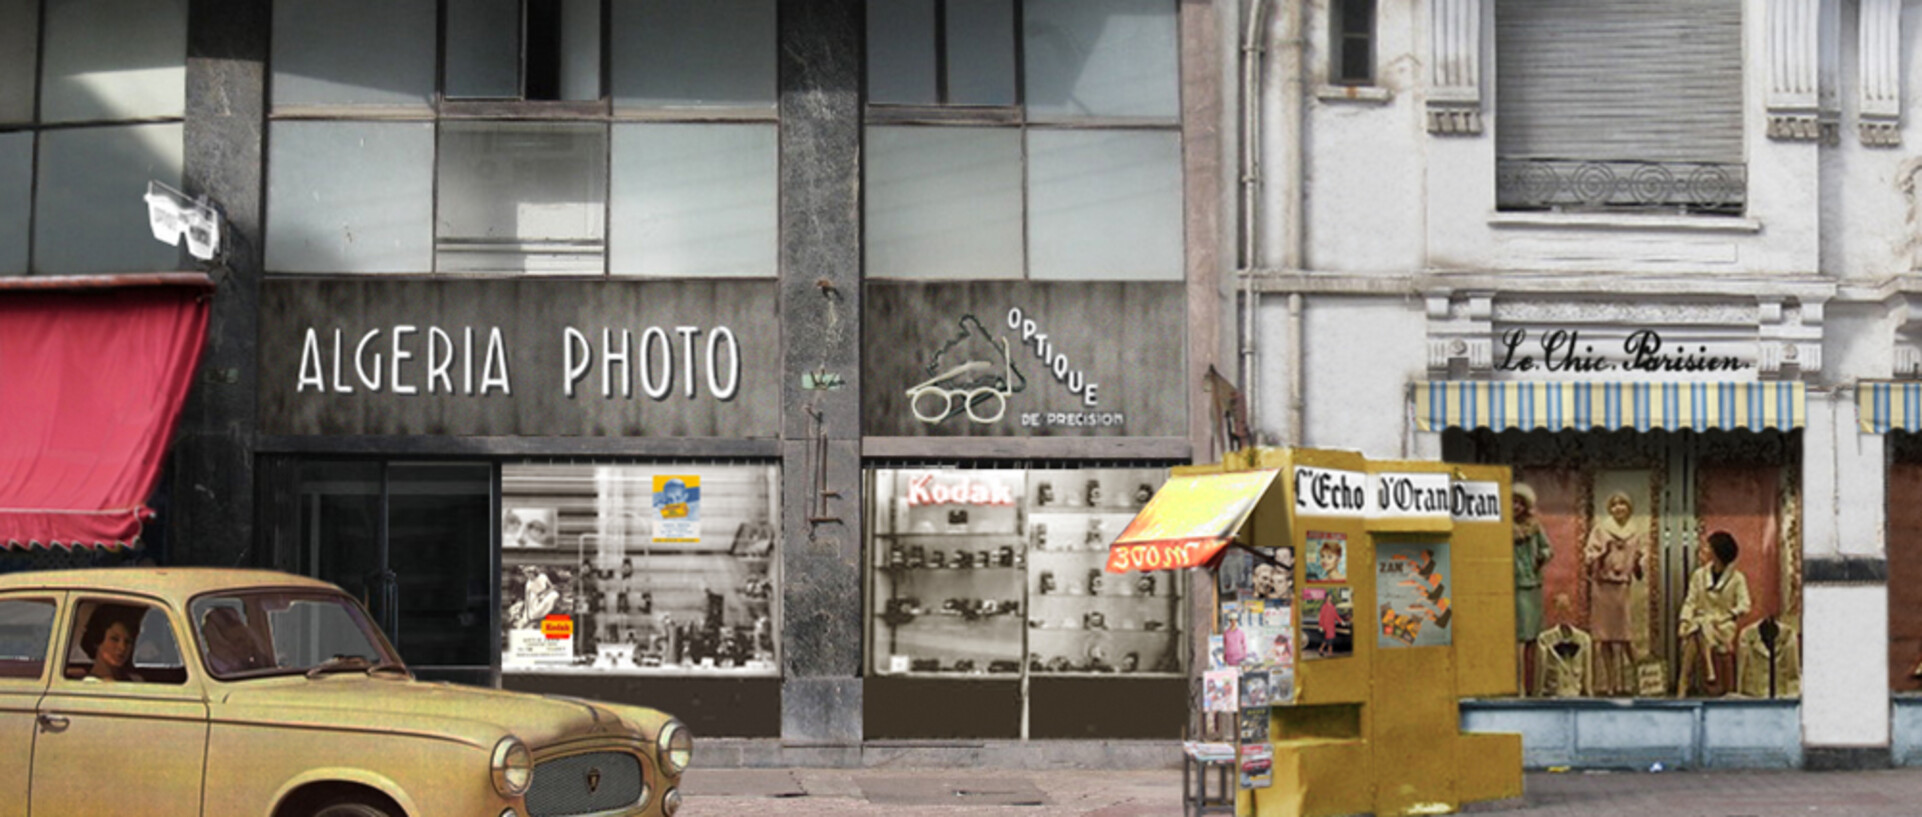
[0,568,691,817]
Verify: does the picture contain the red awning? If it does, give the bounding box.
[0,274,213,548]
[1104,469,1282,573]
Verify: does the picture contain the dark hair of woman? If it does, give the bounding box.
[80,603,144,659]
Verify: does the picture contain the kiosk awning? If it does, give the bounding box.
[1104,469,1280,573]
[1860,381,1922,433]
[1415,380,1804,432]
[0,274,212,548]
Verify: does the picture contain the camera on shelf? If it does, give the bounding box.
[1033,523,1049,550]
[907,545,925,568]
[929,550,946,568]
[1135,483,1154,504]
[947,508,969,527]
[988,660,1020,673]
[1087,569,1104,596]
[1135,575,1155,596]
[910,658,941,672]
[1038,570,1056,595]
[1083,611,1107,630]
[997,546,1015,567]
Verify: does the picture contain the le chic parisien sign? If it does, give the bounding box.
[1292,466,1503,522]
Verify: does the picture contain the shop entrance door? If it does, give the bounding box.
[289,461,495,685]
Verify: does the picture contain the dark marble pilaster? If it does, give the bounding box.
[778,0,865,744]
[171,0,266,567]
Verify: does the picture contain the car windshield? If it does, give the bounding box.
[190,590,404,680]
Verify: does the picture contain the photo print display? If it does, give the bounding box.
[1376,542,1453,649]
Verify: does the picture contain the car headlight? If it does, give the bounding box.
[492,736,533,797]
[657,720,692,776]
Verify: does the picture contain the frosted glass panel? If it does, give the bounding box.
[610,123,776,277]
[865,126,1022,280]
[267,121,434,273]
[0,133,29,273]
[35,124,183,274]
[1027,129,1182,281]
[0,0,36,124]
[41,0,187,122]
[446,0,523,98]
[1024,0,1178,119]
[612,0,776,108]
[947,0,1016,106]
[437,122,607,274]
[273,0,436,108]
[868,0,937,105]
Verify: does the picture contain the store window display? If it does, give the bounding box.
[866,467,1183,678]
[1446,429,1802,700]
[500,463,779,677]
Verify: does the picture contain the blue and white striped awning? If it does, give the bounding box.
[1859,381,1922,433]
[1416,381,1805,432]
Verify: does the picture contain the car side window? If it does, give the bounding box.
[0,598,56,681]
[64,599,187,686]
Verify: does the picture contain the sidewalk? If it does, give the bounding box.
[680,766,1922,816]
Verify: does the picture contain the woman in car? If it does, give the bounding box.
[82,604,145,682]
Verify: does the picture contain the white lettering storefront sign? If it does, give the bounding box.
[1292,466,1368,517]
[1368,472,1452,520]
[1450,481,1504,522]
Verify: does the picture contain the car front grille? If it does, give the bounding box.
[525,750,645,816]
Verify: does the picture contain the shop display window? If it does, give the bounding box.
[867,466,1183,678]
[501,463,779,677]
[1446,429,1802,700]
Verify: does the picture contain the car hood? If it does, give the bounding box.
[215,675,647,750]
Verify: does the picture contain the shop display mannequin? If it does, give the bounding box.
[1736,614,1800,698]
[1677,531,1751,697]
[1583,491,1645,696]
[1534,594,1591,698]
[1512,484,1555,695]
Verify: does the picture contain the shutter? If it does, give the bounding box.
[1496,0,1742,165]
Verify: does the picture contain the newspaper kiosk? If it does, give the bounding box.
[1106,447,1524,817]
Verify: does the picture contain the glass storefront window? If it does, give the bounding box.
[867,466,1183,679]
[500,463,780,677]
[1446,429,1803,700]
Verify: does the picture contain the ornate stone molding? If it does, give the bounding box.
[1425,292,1493,375]
[1426,0,1482,135]
[1757,297,1824,377]
[1767,0,1821,142]
[1859,0,1902,147]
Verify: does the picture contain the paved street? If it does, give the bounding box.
[681,766,1922,816]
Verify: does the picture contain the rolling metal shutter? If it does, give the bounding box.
[1495,0,1743,165]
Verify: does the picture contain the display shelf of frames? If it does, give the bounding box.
[867,467,1185,679]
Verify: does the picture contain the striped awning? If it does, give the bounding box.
[1416,381,1805,432]
[1859,381,1922,433]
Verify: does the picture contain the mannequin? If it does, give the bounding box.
[1677,531,1751,697]
[1583,490,1645,696]
[1535,593,1592,698]
[1512,484,1555,694]
[1737,614,1800,698]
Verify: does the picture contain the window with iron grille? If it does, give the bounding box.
[1494,0,1745,216]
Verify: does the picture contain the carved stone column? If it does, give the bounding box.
[1767,0,1822,141]
[1859,0,1902,146]
[1426,0,1482,135]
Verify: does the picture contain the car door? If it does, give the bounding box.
[0,591,60,817]
[30,595,208,817]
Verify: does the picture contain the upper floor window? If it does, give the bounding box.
[265,0,777,276]
[0,0,188,275]
[864,0,1184,282]
[1330,0,1376,86]
[1494,0,1745,216]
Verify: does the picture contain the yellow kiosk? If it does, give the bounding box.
[1106,448,1523,817]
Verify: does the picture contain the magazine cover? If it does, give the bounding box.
[1203,668,1240,713]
